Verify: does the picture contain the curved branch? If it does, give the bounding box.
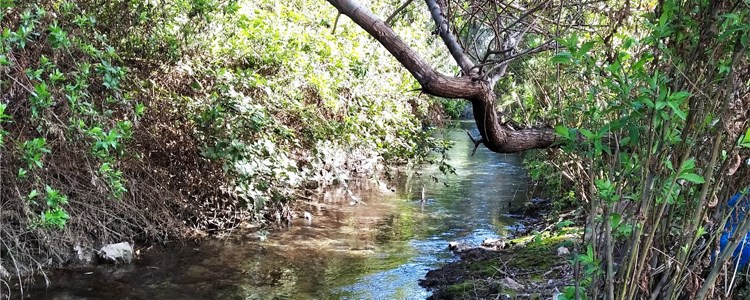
[471,92,559,153]
[326,0,483,99]
[326,0,560,153]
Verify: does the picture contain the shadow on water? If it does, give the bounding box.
[24,121,530,300]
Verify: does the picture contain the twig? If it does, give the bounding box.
[465,129,483,156]
[385,0,414,25]
[331,13,341,34]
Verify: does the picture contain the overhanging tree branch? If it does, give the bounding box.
[326,0,483,99]
[325,0,561,153]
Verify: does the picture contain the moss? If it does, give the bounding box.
[505,231,577,265]
[444,280,477,296]
[424,231,579,299]
[466,259,502,277]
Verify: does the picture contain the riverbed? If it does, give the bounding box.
[26,121,530,300]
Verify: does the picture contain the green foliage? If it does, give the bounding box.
[739,128,750,148]
[44,185,68,206]
[88,126,125,158]
[20,137,50,169]
[0,102,10,146]
[99,163,126,198]
[2,0,142,233]
[47,22,70,48]
[173,0,445,216]
[96,59,124,90]
[439,98,467,119]
[36,185,70,229]
[523,0,750,297]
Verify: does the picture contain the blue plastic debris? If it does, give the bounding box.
[720,192,750,268]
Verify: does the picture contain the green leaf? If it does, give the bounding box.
[723,13,740,21]
[555,125,571,139]
[739,128,750,148]
[669,91,691,103]
[578,41,595,57]
[681,158,696,172]
[679,173,705,184]
[556,220,575,228]
[579,128,595,139]
[551,52,574,64]
[667,101,687,120]
[28,189,39,200]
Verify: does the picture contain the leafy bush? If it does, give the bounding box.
[520,0,750,297]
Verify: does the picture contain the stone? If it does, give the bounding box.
[481,238,506,250]
[448,242,470,253]
[557,246,570,257]
[499,277,524,290]
[74,243,94,263]
[98,242,134,264]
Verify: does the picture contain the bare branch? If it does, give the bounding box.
[385,0,415,25]
[496,0,551,38]
[424,0,477,75]
[489,40,559,85]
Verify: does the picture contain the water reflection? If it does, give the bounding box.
[25,121,529,300]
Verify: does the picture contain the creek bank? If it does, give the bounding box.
[421,198,579,300]
[14,122,533,299]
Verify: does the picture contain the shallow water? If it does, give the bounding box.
[25,121,530,300]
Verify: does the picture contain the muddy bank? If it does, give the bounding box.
[420,198,581,300]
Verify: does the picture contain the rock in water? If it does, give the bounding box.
[98,242,134,264]
[448,242,470,253]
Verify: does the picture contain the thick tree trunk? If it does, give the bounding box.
[326,0,559,153]
[472,91,558,152]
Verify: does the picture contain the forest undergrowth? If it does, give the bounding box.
[0,0,458,291]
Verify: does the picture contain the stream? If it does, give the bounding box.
[26,121,531,300]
